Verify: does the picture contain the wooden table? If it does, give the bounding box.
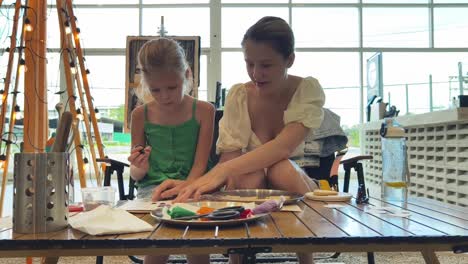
[0,196,467,264]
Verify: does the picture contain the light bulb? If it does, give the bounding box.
[19,58,27,73]
[76,108,84,121]
[70,61,77,74]
[14,105,23,119]
[94,108,101,119]
[24,18,33,32]
[65,21,71,34]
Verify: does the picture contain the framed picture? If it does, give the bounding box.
[366,52,383,103]
[124,36,201,132]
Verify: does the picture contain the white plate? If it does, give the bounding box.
[150,201,269,227]
[212,189,303,204]
[305,192,352,202]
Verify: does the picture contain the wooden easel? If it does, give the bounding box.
[0,0,22,217]
[56,0,105,187]
[0,0,107,217]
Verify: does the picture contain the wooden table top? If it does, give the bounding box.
[0,196,467,258]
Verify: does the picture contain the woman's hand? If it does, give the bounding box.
[127,145,152,172]
[151,179,187,201]
[173,165,229,202]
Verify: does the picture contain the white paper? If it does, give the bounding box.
[118,199,172,213]
[69,205,153,235]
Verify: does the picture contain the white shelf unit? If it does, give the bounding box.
[362,108,468,207]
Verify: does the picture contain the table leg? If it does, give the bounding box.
[367,252,375,264]
[421,250,440,264]
[41,257,59,264]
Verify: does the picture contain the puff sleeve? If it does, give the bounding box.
[216,84,252,154]
[284,77,325,129]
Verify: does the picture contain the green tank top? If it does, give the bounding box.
[137,99,200,188]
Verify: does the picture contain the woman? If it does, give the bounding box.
[154,16,325,203]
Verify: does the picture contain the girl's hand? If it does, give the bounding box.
[127,145,152,172]
[151,179,186,201]
[173,165,229,203]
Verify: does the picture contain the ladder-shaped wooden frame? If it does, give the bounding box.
[0,0,107,216]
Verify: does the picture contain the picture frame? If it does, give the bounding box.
[124,36,201,133]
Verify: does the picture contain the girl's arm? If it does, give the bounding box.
[185,100,215,181]
[128,106,151,181]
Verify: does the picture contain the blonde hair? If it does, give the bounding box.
[135,38,193,103]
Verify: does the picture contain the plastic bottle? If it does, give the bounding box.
[381,118,409,203]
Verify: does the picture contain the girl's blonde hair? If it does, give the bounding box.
[135,38,193,103]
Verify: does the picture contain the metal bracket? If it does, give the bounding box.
[453,245,468,254]
[227,246,272,264]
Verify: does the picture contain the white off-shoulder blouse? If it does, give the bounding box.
[216,76,326,159]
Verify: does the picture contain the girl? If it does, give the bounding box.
[127,38,214,264]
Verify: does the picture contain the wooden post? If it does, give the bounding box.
[23,0,48,152]
[0,0,21,147]
[0,0,22,217]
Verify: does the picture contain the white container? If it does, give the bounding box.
[81,187,116,211]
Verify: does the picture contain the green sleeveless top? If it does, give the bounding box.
[137,99,201,188]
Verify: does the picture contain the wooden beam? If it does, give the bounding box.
[56,0,86,188]
[0,0,21,217]
[23,0,48,152]
[66,0,106,185]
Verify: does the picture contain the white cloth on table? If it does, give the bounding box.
[69,205,152,235]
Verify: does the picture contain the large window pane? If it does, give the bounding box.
[73,0,138,4]
[363,8,429,47]
[142,8,210,48]
[198,55,208,101]
[434,0,468,2]
[84,56,126,109]
[293,52,360,126]
[221,52,249,91]
[434,8,468,48]
[363,0,428,3]
[294,0,357,3]
[222,0,287,3]
[221,51,361,126]
[364,52,468,115]
[144,0,208,3]
[222,8,288,48]
[73,8,139,48]
[46,53,62,112]
[293,8,358,47]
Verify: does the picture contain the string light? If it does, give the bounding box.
[70,61,77,74]
[24,18,33,32]
[75,27,81,39]
[94,108,100,119]
[0,90,5,102]
[76,108,84,121]
[19,58,27,73]
[85,69,90,74]
[64,21,71,34]
[0,154,6,170]
[14,105,23,120]
[83,157,89,171]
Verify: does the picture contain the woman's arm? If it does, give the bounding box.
[221,122,309,176]
[128,106,151,181]
[173,122,309,202]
